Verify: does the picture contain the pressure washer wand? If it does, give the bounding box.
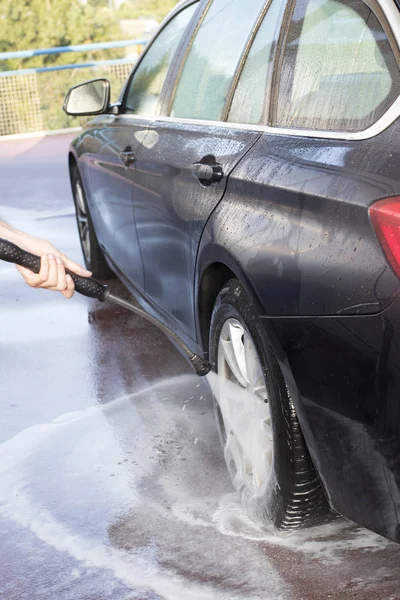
[0,238,211,377]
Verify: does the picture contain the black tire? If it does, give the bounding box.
[209,279,332,530]
[71,166,114,279]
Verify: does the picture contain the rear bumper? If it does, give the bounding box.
[262,298,400,542]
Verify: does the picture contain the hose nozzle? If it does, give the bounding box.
[189,354,212,377]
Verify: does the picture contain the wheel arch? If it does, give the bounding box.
[68,150,78,179]
[195,245,304,431]
[68,151,77,169]
[196,244,268,358]
[68,151,94,214]
[68,152,80,200]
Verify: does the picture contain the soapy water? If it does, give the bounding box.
[206,370,392,557]
[0,375,287,600]
[213,498,390,559]
[0,374,396,599]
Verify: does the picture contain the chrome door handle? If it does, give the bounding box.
[191,162,224,185]
[119,151,136,166]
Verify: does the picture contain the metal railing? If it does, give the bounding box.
[0,40,146,137]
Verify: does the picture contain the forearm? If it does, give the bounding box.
[0,220,26,245]
[0,220,59,255]
[0,219,91,298]
[0,219,17,237]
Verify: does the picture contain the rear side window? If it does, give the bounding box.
[228,0,283,125]
[274,0,400,132]
[124,3,197,117]
[171,0,266,121]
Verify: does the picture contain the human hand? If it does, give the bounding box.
[14,234,92,299]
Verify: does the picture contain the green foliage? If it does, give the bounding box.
[36,62,134,132]
[116,0,178,21]
[0,0,123,71]
[0,0,174,134]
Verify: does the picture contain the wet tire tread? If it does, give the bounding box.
[71,166,115,280]
[209,279,333,531]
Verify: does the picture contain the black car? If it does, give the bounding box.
[64,0,400,542]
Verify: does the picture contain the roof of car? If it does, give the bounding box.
[163,0,198,23]
[173,0,199,11]
[175,0,196,6]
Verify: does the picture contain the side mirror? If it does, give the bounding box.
[63,79,110,116]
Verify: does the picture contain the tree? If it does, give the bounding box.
[0,0,123,71]
[116,0,178,22]
[0,0,131,134]
[0,0,175,134]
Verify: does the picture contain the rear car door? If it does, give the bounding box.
[201,0,400,537]
[132,0,282,339]
[218,0,400,318]
[82,2,198,289]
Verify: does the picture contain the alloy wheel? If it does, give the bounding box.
[217,318,273,496]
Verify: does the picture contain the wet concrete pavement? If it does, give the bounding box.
[1,133,400,600]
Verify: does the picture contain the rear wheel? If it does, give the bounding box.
[71,167,114,279]
[209,279,332,530]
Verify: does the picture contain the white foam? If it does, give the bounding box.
[0,376,288,600]
[205,370,392,562]
[212,494,391,563]
[1,372,392,598]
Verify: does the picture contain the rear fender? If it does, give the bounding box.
[196,238,295,388]
[196,226,328,494]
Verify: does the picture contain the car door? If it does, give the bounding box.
[132,0,275,340]
[82,1,199,289]
[217,0,400,318]
[198,0,400,535]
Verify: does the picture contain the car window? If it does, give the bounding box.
[274,0,400,132]
[124,3,198,117]
[170,0,266,121]
[228,0,283,125]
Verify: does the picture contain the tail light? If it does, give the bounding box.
[370,197,400,278]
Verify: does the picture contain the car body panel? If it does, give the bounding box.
[133,120,262,337]
[72,116,150,288]
[268,298,400,542]
[197,119,400,319]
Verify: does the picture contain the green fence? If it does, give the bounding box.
[0,41,145,136]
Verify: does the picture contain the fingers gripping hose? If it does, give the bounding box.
[0,238,211,376]
[0,238,110,301]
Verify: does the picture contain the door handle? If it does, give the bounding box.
[191,162,224,184]
[119,150,136,166]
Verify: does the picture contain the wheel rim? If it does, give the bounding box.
[75,181,91,264]
[217,318,273,496]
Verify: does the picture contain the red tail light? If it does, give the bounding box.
[370,197,400,278]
